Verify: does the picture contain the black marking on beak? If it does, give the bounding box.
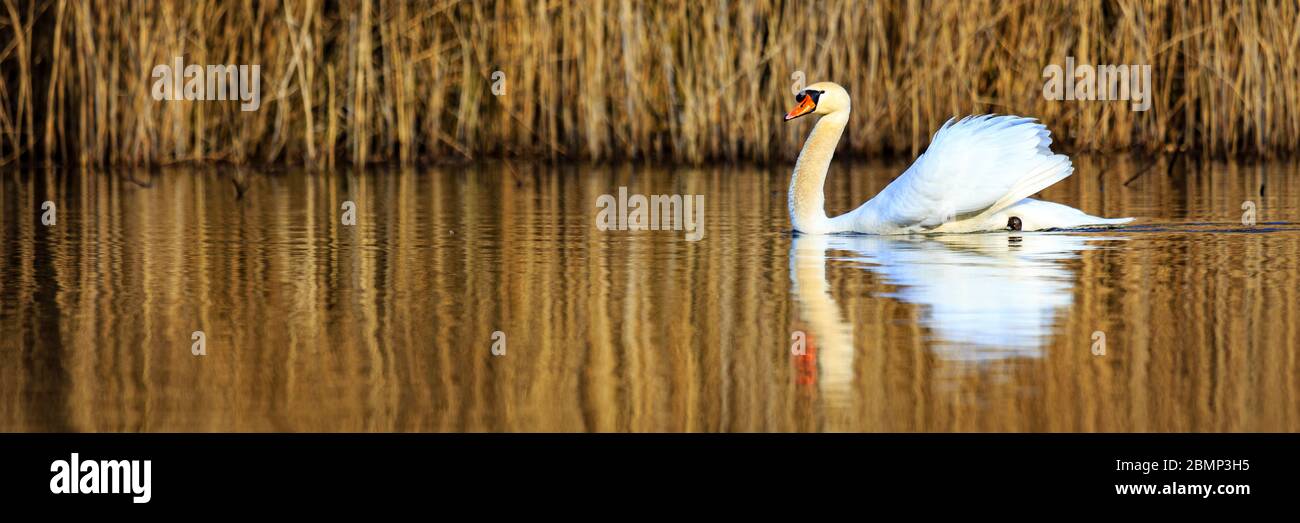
[1007,216,1023,231]
[796,90,823,104]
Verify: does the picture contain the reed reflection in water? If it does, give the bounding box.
[1,157,1298,432]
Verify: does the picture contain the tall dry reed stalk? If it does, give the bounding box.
[0,0,1297,167]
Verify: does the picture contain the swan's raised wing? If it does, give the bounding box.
[865,115,1073,229]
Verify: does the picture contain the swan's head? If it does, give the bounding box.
[785,81,850,121]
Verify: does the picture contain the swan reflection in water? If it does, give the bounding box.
[789,231,1125,396]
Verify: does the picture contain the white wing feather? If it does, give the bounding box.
[862,115,1073,229]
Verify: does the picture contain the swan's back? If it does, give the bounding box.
[844,115,1074,232]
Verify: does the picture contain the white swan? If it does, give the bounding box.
[785,81,1133,234]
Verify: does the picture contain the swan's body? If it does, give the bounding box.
[785,82,1132,234]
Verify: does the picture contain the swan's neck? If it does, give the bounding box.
[789,111,849,233]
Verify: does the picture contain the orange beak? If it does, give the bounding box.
[785,96,817,121]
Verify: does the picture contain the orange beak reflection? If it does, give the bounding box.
[785,96,817,121]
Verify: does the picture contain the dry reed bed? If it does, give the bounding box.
[0,0,1297,166]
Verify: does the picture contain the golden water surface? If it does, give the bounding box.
[2,157,1298,431]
